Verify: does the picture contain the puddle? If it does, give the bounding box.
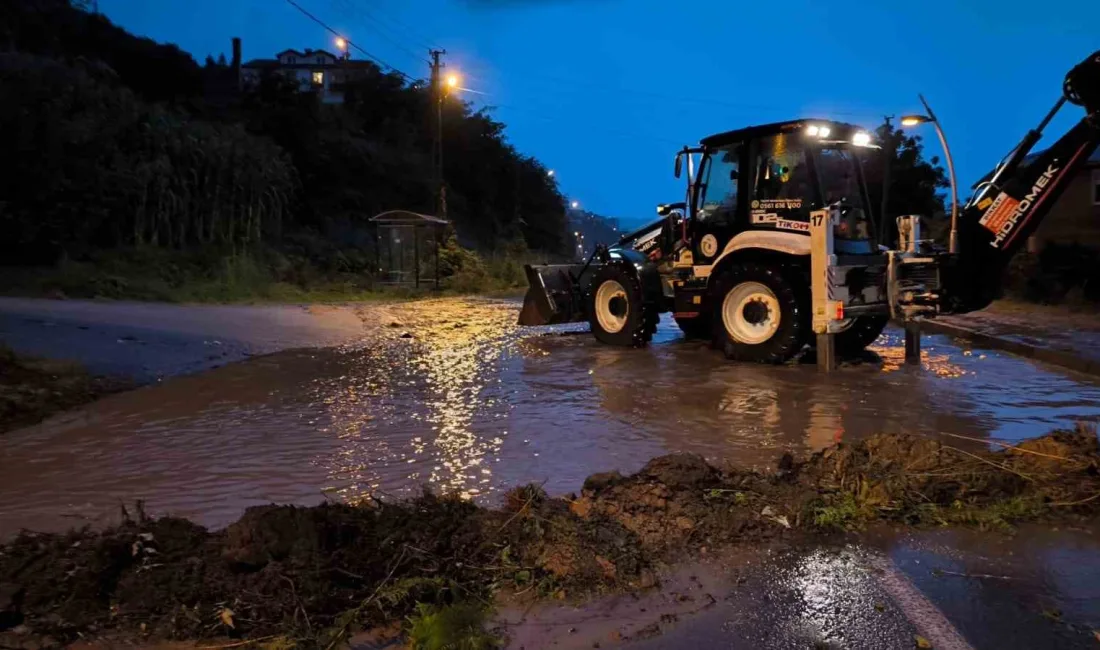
[2,298,1100,536]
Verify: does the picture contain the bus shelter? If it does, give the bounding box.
[370,210,449,288]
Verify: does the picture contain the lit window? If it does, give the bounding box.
[312,71,324,86]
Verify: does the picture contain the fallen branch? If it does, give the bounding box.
[198,635,279,649]
[323,546,409,650]
[939,431,1076,463]
[1050,491,1100,507]
[943,445,1033,482]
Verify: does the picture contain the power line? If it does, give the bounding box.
[283,0,415,80]
[463,70,881,122]
[329,0,430,66]
[339,0,439,53]
[480,99,683,147]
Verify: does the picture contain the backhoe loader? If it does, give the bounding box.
[519,51,1100,364]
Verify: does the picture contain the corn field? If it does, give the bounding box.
[123,115,297,249]
[0,52,298,261]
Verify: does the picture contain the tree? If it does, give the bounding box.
[864,124,950,244]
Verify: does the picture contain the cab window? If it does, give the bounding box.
[697,145,741,226]
[749,134,813,225]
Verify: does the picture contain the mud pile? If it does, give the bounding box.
[2,428,1098,647]
[0,346,131,433]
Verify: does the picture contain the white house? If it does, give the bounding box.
[240,47,376,104]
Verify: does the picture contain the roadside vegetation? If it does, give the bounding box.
[1003,242,1100,309]
[0,0,567,303]
[3,425,1098,648]
[0,345,131,433]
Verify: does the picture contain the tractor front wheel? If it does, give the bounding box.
[711,263,808,363]
[588,264,657,347]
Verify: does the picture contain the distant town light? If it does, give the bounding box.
[571,201,579,209]
[574,231,580,236]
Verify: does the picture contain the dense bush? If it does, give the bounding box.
[0,53,297,263]
[0,0,570,293]
[1002,243,1100,305]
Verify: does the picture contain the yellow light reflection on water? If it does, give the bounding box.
[871,342,969,378]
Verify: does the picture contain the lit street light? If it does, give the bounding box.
[446,73,459,89]
[901,95,959,254]
[547,170,555,177]
[571,201,580,209]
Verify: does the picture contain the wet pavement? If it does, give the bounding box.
[2,297,1100,537]
[931,301,1100,377]
[505,525,1100,649]
[0,297,370,382]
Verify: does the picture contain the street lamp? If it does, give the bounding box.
[446,73,459,90]
[547,169,555,177]
[571,201,579,209]
[900,94,959,254]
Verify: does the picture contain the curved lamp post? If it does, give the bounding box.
[900,94,959,253]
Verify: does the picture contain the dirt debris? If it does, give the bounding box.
[0,345,132,434]
[2,427,1099,648]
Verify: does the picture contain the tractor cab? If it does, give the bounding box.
[674,119,880,264]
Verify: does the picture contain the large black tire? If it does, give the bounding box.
[710,263,809,363]
[674,315,711,339]
[836,315,889,355]
[587,264,657,347]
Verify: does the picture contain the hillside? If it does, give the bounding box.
[0,0,569,300]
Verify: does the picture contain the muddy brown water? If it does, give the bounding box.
[3,298,1100,537]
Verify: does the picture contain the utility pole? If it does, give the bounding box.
[429,49,447,218]
[879,115,895,247]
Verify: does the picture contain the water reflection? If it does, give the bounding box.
[2,299,1100,536]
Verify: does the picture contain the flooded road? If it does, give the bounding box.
[507,524,1100,649]
[3,297,1100,536]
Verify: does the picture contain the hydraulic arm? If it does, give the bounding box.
[941,51,1100,314]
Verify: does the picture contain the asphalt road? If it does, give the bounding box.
[0,297,373,382]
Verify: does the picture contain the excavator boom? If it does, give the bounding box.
[942,51,1100,314]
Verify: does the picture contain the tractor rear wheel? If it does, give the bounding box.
[588,264,656,347]
[711,263,808,363]
[836,315,889,355]
[674,314,711,339]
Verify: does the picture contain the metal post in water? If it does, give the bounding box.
[817,333,837,372]
[905,321,922,363]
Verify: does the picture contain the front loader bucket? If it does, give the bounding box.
[517,263,590,326]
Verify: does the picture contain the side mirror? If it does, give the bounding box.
[674,153,682,179]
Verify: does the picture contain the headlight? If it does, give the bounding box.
[818,126,831,138]
[806,125,819,136]
[852,131,872,147]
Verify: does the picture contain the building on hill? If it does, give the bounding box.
[240,46,379,104]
